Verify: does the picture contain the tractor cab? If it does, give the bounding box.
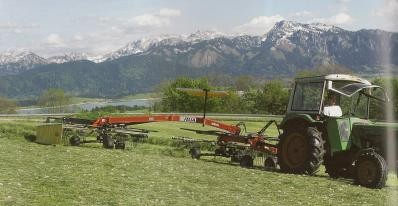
[285,74,381,119]
[278,74,394,188]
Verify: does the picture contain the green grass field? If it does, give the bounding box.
[0,117,397,205]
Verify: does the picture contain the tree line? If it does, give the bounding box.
[155,72,398,118]
[155,76,290,115]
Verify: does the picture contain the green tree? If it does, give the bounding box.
[369,78,398,120]
[253,80,289,115]
[37,89,70,113]
[0,97,16,114]
[161,77,211,113]
[234,76,256,92]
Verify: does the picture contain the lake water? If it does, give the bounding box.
[16,98,159,114]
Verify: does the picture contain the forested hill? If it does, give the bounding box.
[0,21,397,98]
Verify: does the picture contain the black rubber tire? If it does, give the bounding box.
[24,134,37,142]
[277,127,325,175]
[354,152,388,189]
[189,147,201,159]
[240,155,253,168]
[264,157,278,170]
[102,135,114,149]
[69,135,81,146]
[115,140,125,150]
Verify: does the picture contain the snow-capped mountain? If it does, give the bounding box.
[99,37,168,62]
[47,52,90,64]
[0,50,46,65]
[0,21,396,82]
[185,30,227,42]
[100,31,229,61]
[0,51,96,75]
[0,30,237,74]
[264,20,343,47]
[0,51,47,75]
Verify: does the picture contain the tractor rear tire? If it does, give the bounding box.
[277,127,325,175]
[102,135,114,149]
[240,155,253,168]
[354,152,387,189]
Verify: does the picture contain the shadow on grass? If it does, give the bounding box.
[195,155,362,187]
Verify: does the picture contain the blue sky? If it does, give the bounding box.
[0,0,396,57]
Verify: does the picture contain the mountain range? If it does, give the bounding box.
[0,20,397,98]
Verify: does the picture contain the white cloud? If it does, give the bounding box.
[131,14,171,27]
[45,33,66,47]
[372,0,398,18]
[234,15,284,35]
[130,8,181,28]
[312,12,354,26]
[328,13,353,24]
[371,0,398,31]
[159,8,181,17]
[73,34,84,41]
[334,0,351,13]
[0,22,39,30]
[292,11,313,18]
[13,29,22,34]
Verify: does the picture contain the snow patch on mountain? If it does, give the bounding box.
[264,20,343,47]
[47,52,90,64]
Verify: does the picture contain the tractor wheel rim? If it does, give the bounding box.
[283,133,308,167]
[358,160,377,184]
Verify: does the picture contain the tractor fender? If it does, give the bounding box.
[280,113,320,131]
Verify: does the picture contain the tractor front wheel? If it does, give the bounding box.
[354,152,387,189]
[277,127,324,175]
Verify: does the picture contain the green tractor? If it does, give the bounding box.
[277,74,397,188]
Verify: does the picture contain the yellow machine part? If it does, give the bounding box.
[36,124,63,145]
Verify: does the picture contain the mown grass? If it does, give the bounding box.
[0,118,397,205]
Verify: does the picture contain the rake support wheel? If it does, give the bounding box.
[69,135,81,146]
[240,155,254,168]
[102,135,114,149]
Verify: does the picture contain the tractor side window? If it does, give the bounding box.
[351,92,368,119]
[369,88,387,120]
[292,82,324,111]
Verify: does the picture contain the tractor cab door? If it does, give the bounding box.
[326,117,352,153]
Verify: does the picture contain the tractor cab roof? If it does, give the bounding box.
[295,74,371,85]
